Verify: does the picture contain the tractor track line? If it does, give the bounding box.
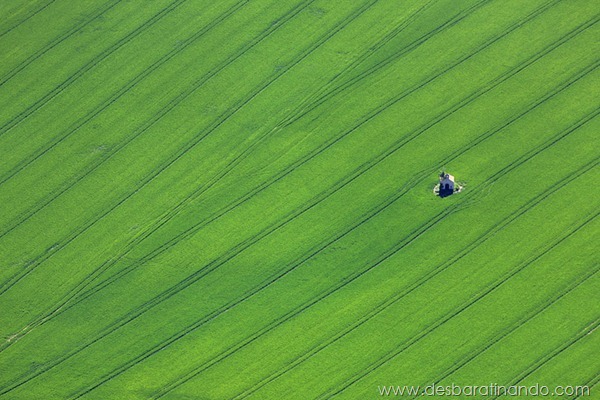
[23,24,597,351]
[153,161,599,400]
[0,0,592,360]
[0,0,124,89]
[274,0,496,129]
[0,0,58,38]
[0,0,592,396]
[67,170,433,399]
[490,317,600,400]
[279,0,496,129]
[0,0,438,260]
[0,0,466,240]
[0,72,595,396]
[318,211,600,399]
[68,171,439,397]
[408,267,600,400]
[0,0,522,288]
[149,117,600,399]
[213,0,574,198]
[0,0,311,240]
[0,0,439,193]
[62,96,600,399]
[0,0,378,356]
[0,3,393,347]
[574,375,600,400]
[226,0,488,180]
[153,213,456,398]
[276,0,564,131]
[0,0,195,137]
[234,159,600,399]
[61,23,599,317]
[0,0,322,295]
[0,0,436,190]
[0,0,499,246]
[11,0,383,325]
[245,268,600,400]
[2,0,400,366]
[0,0,249,187]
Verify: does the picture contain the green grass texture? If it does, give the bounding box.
[0,0,598,399]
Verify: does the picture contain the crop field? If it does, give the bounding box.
[0,0,598,399]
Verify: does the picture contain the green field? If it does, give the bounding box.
[0,0,598,399]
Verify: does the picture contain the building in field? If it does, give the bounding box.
[438,172,455,197]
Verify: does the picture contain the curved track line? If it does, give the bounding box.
[0,0,199,138]
[4,0,446,348]
[407,268,600,399]
[46,0,384,313]
[489,318,600,400]
[0,0,369,358]
[234,160,600,400]
[68,168,436,399]
[0,0,310,241]
[0,0,320,295]
[0,0,436,188]
[60,24,599,320]
[0,0,385,364]
[318,211,600,399]
[72,91,600,399]
[0,7,596,392]
[153,174,597,399]
[0,0,58,38]
[149,119,600,399]
[0,0,124,89]
[574,375,600,400]
[274,0,495,129]
[0,0,500,300]
[58,4,588,312]
[0,0,492,239]
[0,0,592,396]
[0,0,249,187]
[32,0,386,315]
[0,61,595,397]
[10,24,594,366]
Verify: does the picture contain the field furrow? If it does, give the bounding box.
[0,1,597,398]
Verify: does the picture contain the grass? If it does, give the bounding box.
[0,0,598,399]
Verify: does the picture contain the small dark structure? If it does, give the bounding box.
[438,171,455,198]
